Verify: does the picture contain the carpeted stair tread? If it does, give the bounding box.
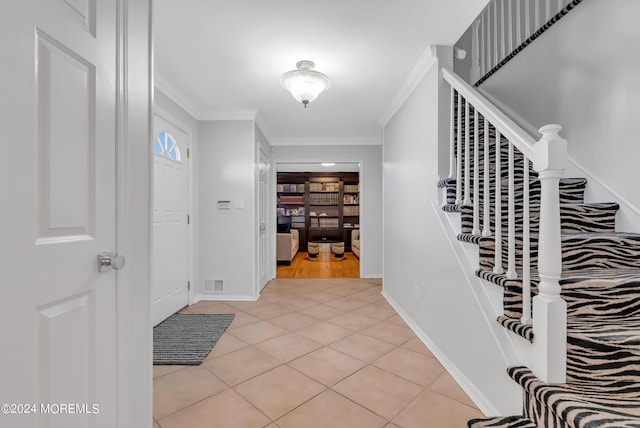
[497,316,534,342]
[567,314,640,386]
[468,415,537,428]
[477,232,640,273]
[508,366,640,428]
[477,267,640,319]
[459,202,619,238]
[440,177,587,212]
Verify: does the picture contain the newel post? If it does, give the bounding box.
[531,124,567,384]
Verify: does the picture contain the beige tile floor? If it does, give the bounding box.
[153,278,484,427]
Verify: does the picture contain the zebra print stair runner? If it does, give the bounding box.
[441,106,640,426]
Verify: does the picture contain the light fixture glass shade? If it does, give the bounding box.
[280,60,330,108]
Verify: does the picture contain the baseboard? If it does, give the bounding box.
[193,294,259,303]
[382,290,500,416]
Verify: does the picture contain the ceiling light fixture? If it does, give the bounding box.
[321,163,336,167]
[280,60,331,108]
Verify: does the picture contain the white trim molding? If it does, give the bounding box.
[377,45,439,128]
[271,136,382,146]
[154,70,202,119]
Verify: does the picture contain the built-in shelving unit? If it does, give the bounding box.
[277,172,359,252]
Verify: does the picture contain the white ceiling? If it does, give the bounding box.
[153,0,488,145]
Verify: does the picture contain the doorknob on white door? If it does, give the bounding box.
[98,251,126,272]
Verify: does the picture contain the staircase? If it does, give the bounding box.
[439,69,640,427]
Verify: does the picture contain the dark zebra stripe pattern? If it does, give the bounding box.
[458,202,619,237]
[510,366,640,428]
[468,415,537,428]
[440,177,587,211]
[497,316,534,343]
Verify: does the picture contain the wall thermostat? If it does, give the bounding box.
[217,200,231,209]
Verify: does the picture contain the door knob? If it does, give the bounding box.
[98,251,126,272]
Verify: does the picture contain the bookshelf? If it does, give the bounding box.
[277,172,359,252]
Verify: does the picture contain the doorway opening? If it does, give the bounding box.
[275,163,361,278]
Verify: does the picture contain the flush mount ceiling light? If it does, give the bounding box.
[280,60,331,108]
[321,163,336,167]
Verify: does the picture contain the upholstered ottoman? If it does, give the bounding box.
[331,242,344,258]
[308,242,319,258]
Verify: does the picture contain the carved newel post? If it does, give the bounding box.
[532,124,567,384]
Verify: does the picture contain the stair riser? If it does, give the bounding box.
[460,203,618,236]
[478,234,640,273]
[479,272,640,320]
[567,324,640,387]
[442,178,587,208]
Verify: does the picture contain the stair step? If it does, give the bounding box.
[567,314,640,386]
[440,177,587,212]
[459,202,619,240]
[508,366,640,428]
[497,316,534,342]
[478,232,640,273]
[477,267,640,319]
[468,416,537,428]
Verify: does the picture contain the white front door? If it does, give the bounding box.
[152,115,190,326]
[0,1,121,427]
[258,149,272,290]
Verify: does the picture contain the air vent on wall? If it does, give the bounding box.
[203,278,224,294]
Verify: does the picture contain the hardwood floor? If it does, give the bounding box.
[276,251,360,278]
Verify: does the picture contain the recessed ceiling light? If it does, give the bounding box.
[321,163,335,167]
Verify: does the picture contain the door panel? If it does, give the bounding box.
[258,149,271,289]
[0,1,118,427]
[152,115,190,326]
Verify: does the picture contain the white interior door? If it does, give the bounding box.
[258,149,272,290]
[152,115,190,326]
[0,1,120,427]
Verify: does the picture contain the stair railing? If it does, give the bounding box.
[443,67,568,383]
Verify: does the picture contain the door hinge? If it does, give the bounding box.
[187,214,190,225]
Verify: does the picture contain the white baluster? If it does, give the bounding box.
[464,99,471,205]
[516,0,522,47]
[449,87,455,179]
[500,0,506,61]
[507,142,516,279]
[508,0,513,54]
[521,157,532,325]
[486,7,491,73]
[473,107,480,235]
[494,130,504,274]
[493,2,498,66]
[535,0,540,31]
[558,0,563,14]
[456,93,463,204]
[471,20,481,83]
[532,124,568,384]
[525,0,531,38]
[483,118,491,237]
[546,0,552,21]
[480,14,485,76]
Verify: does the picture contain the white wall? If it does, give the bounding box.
[198,120,258,300]
[480,0,640,232]
[272,144,383,278]
[382,47,520,414]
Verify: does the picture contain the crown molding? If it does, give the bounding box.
[154,70,202,119]
[270,136,382,146]
[199,109,259,121]
[377,45,441,128]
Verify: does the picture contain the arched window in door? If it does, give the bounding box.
[153,131,181,162]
